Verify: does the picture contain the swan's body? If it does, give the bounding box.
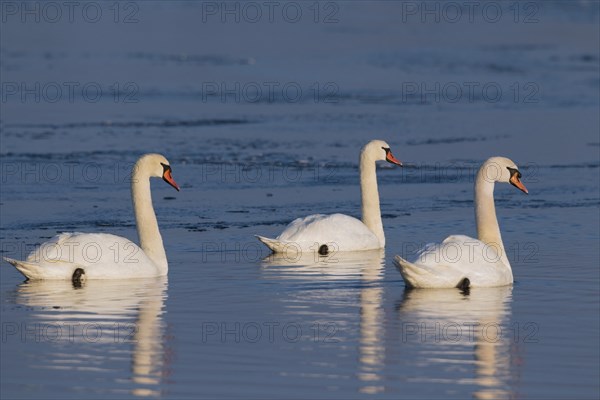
[258,214,381,253]
[257,140,402,253]
[4,154,180,280]
[395,157,528,288]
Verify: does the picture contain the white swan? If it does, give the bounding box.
[394,156,528,289]
[257,140,402,253]
[4,153,180,280]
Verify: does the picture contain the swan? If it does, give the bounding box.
[394,156,528,289]
[256,140,402,254]
[4,153,180,281]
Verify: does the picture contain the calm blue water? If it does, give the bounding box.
[1,2,599,399]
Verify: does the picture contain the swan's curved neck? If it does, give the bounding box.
[132,170,168,274]
[360,153,385,247]
[474,168,509,268]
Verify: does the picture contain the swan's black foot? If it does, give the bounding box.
[318,244,329,255]
[72,268,85,288]
[457,278,470,294]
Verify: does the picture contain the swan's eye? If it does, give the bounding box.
[382,147,390,154]
[161,162,171,173]
[506,167,521,179]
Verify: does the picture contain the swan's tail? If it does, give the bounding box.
[255,236,288,253]
[3,257,78,281]
[3,257,43,280]
[394,255,431,288]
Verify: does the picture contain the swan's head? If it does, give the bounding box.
[362,140,403,166]
[135,153,180,191]
[481,156,528,194]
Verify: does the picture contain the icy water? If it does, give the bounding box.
[1,1,599,399]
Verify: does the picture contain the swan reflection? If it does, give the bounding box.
[397,286,515,399]
[356,250,385,395]
[14,278,169,397]
[261,249,384,280]
[261,249,387,394]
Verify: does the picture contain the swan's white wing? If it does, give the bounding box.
[275,214,381,252]
[10,232,160,280]
[415,235,501,267]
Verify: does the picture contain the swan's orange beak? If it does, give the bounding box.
[385,150,403,166]
[163,168,180,191]
[509,174,528,194]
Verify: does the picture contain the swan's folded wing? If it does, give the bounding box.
[25,232,84,263]
[276,214,329,241]
[394,255,464,288]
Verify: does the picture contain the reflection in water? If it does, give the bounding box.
[356,250,385,395]
[397,286,516,399]
[261,249,383,281]
[14,278,169,397]
[262,249,387,395]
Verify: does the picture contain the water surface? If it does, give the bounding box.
[1,2,599,399]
